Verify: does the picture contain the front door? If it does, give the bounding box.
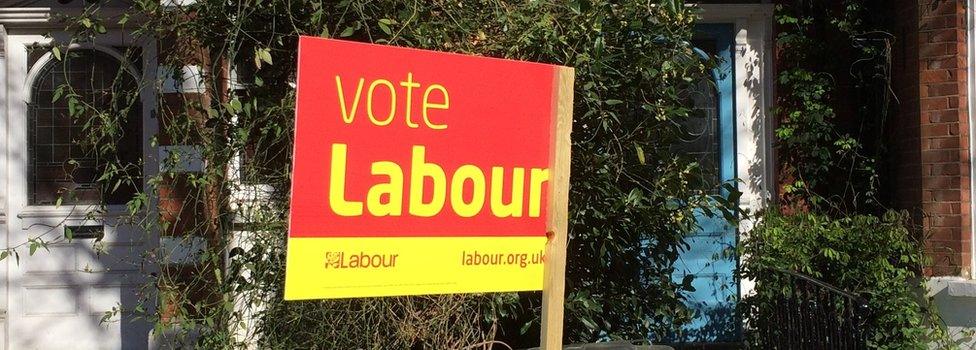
[3,33,155,349]
[670,24,739,343]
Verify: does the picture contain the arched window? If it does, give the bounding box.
[28,49,142,205]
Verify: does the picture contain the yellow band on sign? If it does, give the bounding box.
[283,236,547,300]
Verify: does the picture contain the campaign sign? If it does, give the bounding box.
[285,37,573,300]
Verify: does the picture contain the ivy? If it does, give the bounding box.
[774,0,891,213]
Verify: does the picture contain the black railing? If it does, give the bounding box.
[746,267,871,350]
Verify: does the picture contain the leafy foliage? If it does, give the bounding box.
[773,0,892,213]
[39,0,737,348]
[740,211,958,349]
[756,2,966,349]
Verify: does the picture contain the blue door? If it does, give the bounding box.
[669,24,739,343]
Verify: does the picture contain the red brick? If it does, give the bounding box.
[960,95,969,108]
[919,16,948,31]
[922,82,959,97]
[923,1,961,17]
[925,189,962,202]
[949,96,964,109]
[928,227,962,241]
[928,163,962,176]
[928,136,961,149]
[928,57,959,69]
[920,43,952,58]
[921,123,951,137]
[920,69,952,83]
[927,265,963,277]
[926,28,965,43]
[926,239,964,253]
[923,176,961,189]
[957,41,970,57]
[925,109,960,122]
[929,215,962,228]
[922,149,959,162]
[921,97,950,110]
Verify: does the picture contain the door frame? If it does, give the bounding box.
[696,3,775,301]
[1,24,158,348]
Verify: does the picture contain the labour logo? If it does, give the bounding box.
[324,252,342,268]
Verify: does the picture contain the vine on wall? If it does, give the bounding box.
[774,0,893,214]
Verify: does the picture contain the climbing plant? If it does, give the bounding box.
[18,0,738,348]
[747,1,964,349]
[774,0,893,213]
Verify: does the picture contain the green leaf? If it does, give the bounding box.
[67,98,78,116]
[635,143,645,165]
[339,26,356,37]
[253,48,272,69]
[52,86,64,103]
[228,98,243,114]
[377,21,392,35]
[52,47,62,61]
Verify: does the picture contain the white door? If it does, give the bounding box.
[3,32,157,349]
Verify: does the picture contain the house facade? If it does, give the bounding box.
[0,0,972,348]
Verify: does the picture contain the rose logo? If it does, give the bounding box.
[324,252,341,268]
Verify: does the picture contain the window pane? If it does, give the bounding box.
[671,38,723,192]
[28,49,142,205]
[672,77,721,191]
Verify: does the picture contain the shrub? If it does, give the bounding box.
[740,210,952,349]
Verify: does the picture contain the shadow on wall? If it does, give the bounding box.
[7,213,155,349]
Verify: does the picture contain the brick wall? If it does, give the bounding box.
[917,0,971,276]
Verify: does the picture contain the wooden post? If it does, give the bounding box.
[540,66,574,349]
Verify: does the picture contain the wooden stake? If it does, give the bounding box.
[540,66,574,349]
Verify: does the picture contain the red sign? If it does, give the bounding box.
[285,37,572,300]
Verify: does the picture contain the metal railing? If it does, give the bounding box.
[747,267,871,350]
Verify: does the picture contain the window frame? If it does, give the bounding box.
[10,37,158,218]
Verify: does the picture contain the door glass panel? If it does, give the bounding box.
[672,69,721,192]
[28,49,141,205]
